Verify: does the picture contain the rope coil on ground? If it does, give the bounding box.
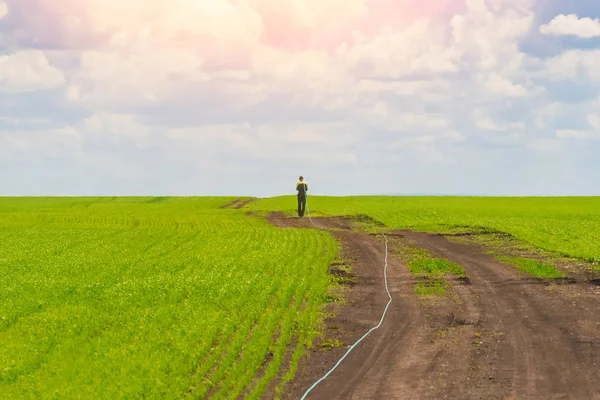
[301,197,392,400]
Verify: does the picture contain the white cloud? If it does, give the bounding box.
[478,73,528,97]
[474,109,526,132]
[541,49,600,82]
[588,114,600,130]
[0,50,65,92]
[474,114,502,131]
[80,50,205,83]
[0,1,7,19]
[365,111,456,134]
[392,135,447,164]
[450,0,534,73]
[165,121,361,166]
[48,0,539,124]
[534,102,561,129]
[529,138,562,154]
[3,0,600,196]
[343,21,459,79]
[82,113,151,148]
[1,127,81,158]
[68,49,208,108]
[540,14,600,38]
[65,85,81,102]
[556,129,600,140]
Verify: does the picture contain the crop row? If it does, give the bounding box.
[0,197,337,399]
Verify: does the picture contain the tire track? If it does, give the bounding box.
[267,214,600,400]
[402,230,600,400]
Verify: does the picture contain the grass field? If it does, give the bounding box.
[0,197,338,399]
[497,256,565,279]
[252,196,600,262]
[3,195,599,399]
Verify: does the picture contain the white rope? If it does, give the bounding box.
[300,195,392,399]
[304,195,322,230]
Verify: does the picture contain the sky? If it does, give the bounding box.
[1,0,600,197]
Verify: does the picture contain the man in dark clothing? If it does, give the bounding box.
[296,176,308,217]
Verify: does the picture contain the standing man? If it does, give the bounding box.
[296,176,309,217]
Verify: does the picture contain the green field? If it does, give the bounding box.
[3,195,600,399]
[0,197,337,399]
[253,196,600,262]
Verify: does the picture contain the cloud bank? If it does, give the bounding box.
[540,14,600,38]
[1,0,599,196]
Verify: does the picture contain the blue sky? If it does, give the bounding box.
[1,0,599,197]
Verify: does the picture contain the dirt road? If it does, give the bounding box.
[221,198,256,209]
[268,213,600,400]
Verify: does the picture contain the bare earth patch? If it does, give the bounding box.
[265,214,600,400]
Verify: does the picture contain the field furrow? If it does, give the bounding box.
[0,198,337,399]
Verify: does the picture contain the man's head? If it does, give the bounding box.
[299,176,304,181]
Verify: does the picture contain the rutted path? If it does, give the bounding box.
[267,213,600,400]
[401,230,600,400]
[221,198,257,209]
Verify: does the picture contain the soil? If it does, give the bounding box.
[266,213,600,400]
[221,198,256,209]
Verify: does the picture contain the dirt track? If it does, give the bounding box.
[221,198,256,209]
[268,213,600,400]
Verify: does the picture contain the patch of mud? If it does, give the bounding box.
[455,276,472,285]
[221,198,256,209]
[267,212,352,231]
[220,199,240,209]
[234,198,256,209]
